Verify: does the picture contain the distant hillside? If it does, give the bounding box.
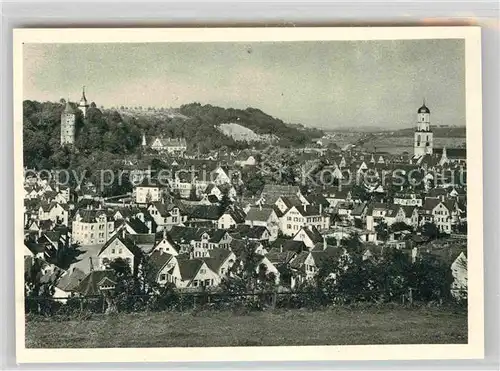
[324,126,466,137]
[178,103,324,147]
[384,126,466,138]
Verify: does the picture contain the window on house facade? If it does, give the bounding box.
[160,274,166,281]
[193,280,198,287]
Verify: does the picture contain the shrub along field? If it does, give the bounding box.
[25,305,467,348]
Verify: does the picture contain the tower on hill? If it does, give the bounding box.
[413,100,433,158]
[61,100,76,145]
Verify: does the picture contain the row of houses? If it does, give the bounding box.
[25,222,468,301]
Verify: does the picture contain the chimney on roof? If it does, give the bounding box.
[89,257,94,272]
[303,203,307,212]
[122,227,126,240]
[323,237,327,250]
[259,203,262,211]
[319,203,323,215]
[280,245,283,253]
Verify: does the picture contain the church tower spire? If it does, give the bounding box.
[413,100,433,158]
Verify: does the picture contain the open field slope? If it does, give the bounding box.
[218,122,278,143]
[26,306,467,348]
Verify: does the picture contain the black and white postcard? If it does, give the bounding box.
[13,27,483,363]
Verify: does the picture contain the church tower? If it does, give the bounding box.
[413,100,433,157]
[61,100,76,145]
[78,86,89,117]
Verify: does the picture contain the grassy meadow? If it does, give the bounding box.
[25,305,467,348]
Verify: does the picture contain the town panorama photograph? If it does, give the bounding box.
[21,38,468,349]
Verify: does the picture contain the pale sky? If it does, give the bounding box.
[23,40,465,129]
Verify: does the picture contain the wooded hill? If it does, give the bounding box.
[23,100,324,170]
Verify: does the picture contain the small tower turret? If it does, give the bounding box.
[78,86,89,117]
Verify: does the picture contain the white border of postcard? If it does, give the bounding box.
[13,26,483,363]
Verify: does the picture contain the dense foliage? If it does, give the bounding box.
[23,100,324,171]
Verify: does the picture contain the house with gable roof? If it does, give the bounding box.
[134,177,163,204]
[280,203,330,237]
[244,205,280,241]
[185,204,224,227]
[147,201,187,230]
[258,184,302,206]
[217,205,246,230]
[292,225,324,250]
[97,233,143,273]
[322,187,352,207]
[384,204,406,226]
[230,238,268,257]
[38,202,69,226]
[76,270,118,296]
[53,267,87,301]
[166,258,220,289]
[148,250,178,286]
[112,217,152,237]
[151,233,180,256]
[202,248,237,277]
[232,224,271,241]
[289,247,342,288]
[401,206,419,227]
[420,198,456,233]
[191,228,233,258]
[151,137,187,156]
